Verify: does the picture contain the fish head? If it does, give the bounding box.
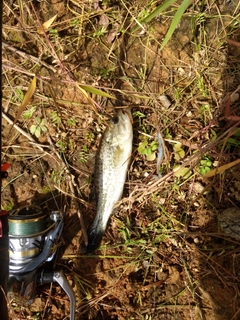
[107,109,133,145]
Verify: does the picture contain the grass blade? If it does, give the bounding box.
[160,0,191,50]
[132,0,177,33]
[79,84,115,99]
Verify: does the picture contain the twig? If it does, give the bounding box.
[54,184,95,210]
[2,41,56,73]
[2,111,44,152]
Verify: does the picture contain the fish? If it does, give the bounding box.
[82,108,133,254]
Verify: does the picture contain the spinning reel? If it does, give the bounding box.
[8,205,75,320]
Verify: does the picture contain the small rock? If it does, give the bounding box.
[158,95,172,109]
[193,181,205,194]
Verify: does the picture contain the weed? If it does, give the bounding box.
[12,87,24,103]
[30,117,48,138]
[50,170,62,187]
[138,136,158,161]
[224,128,240,150]
[84,131,95,144]
[197,155,213,175]
[2,202,15,211]
[22,106,36,119]
[49,28,59,40]
[93,26,107,38]
[41,185,51,194]
[56,139,68,152]
[67,117,78,127]
[173,142,185,161]
[79,145,89,163]
[49,111,62,126]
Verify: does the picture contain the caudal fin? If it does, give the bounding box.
[81,226,105,255]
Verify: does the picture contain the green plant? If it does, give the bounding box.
[197,76,208,97]
[22,106,36,119]
[224,128,240,150]
[84,131,95,144]
[67,117,78,126]
[49,28,59,40]
[79,145,89,163]
[56,139,67,152]
[12,87,24,103]
[50,170,62,186]
[93,26,107,38]
[30,117,48,138]
[49,111,61,126]
[2,202,15,211]
[173,142,185,161]
[197,155,213,175]
[138,137,158,161]
[199,104,212,125]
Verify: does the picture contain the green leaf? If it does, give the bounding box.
[146,152,156,161]
[132,0,177,32]
[22,106,36,119]
[79,84,115,99]
[160,0,191,50]
[30,124,37,135]
[173,143,185,160]
[138,141,148,155]
[35,126,41,138]
[174,166,192,178]
[150,141,158,151]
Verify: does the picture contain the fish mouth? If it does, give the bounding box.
[121,108,133,124]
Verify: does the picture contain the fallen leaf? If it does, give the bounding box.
[203,159,240,178]
[12,76,36,127]
[37,14,57,34]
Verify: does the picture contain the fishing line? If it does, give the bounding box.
[8,206,47,236]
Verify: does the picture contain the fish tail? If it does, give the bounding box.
[81,216,107,255]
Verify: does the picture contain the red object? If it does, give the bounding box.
[1,163,10,179]
[1,163,10,172]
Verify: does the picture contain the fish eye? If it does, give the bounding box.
[111,116,119,124]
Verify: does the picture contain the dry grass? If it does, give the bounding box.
[2,0,240,319]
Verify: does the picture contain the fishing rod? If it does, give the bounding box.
[0,0,9,317]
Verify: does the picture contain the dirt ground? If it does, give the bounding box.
[2,0,240,319]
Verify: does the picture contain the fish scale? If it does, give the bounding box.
[82,109,133,254]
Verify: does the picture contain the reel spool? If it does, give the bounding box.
[8,206,47,272]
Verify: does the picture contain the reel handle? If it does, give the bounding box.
[38,270,76,320]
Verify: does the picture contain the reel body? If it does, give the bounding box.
[8,206,75,319]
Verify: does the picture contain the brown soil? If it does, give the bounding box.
[2,1,240,320]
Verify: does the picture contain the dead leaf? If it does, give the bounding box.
[99,13,109,29]
[37,14,57,34]
[12,76,37,127]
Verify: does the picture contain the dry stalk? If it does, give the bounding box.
[2,41,56,73]
[2,111,44,152]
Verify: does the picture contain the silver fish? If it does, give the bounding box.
[82,109,133,254]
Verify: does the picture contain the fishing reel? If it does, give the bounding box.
[8,205,75,320]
